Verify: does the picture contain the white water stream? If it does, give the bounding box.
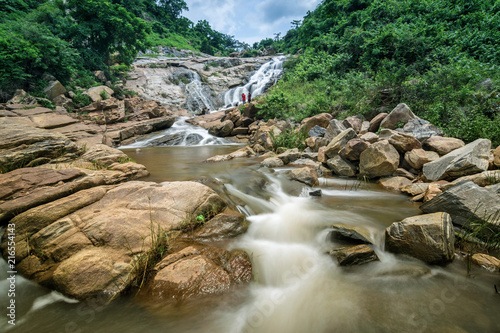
[224,56,285,108]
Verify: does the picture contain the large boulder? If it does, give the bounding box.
[0,123,80,173]
[404,148,440,170]
[286,167,319,187]
[420,181,500,232]
[379,129,422,153]
[208,120,234,137]
[277,148,301,164]
[79,144,129,167]
[359,140,400,179]
[422,139,491,181]
[339,138,370,162]
[423,136,465,156]
[396,118,443,141]
[144,245,252,301]
[493,145,500,168]
[385,212,455,265]
[380,103,418,130]
[327,156,357,177]
[300,113,332,134]
[0,180,242,301]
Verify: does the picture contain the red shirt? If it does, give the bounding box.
[242,94,246,101]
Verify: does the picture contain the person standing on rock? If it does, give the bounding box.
[248,92,252,103]
[242,93,246,105]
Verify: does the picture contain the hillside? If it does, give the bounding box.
[255,0,500,145]
[0,0,241,101]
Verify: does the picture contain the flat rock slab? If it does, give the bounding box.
[30,113,79,129]
[11,107,53,117]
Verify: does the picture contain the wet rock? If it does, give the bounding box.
[324,128,357,159]
[420,181,500,231]
[308,125,327,138]
[368,113,388,133]
[404,148,440,170]
[329,224,372,245]
[52,248,130,300]
[385,212,455,265]
[286,167,319,187]
[396,118,443,141]
[208,120,234,137]
[309,189,322,197]
[327,156,357,177]
[379,129,422,153]
[187,209,248,242]
[331,245,379,266]
[380,103,418,130]
[146,245,252,301]
[378,176,412,192]
[423,136,465,156]
[339,138,370,161]
[324,119,347,142]
[471,253,500,272]
[422,139,491,181]
[359,140,400,179]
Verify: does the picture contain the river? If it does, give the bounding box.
[1,120,499,333]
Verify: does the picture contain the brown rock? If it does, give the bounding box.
[85,86,114,102]
[393,168,416,180]
[44,81,67,101]
[52,248,130,300]
[378,177,412,192]
[286,167,319,186]
[324,128,357,159]
[368,113,388,133]
[385,212,455,265]
[342,116,362,133]
[300,113,332,134]
[339,138,370,161]
[402,183,430,196]
[379,129,422,153]
[423,136,465,156]
[360,132,379,143]
[404,148,440,170]
[359,140,400,179]
[493,145,500,168]
[471,253,500,272]
[423,184,442,202]
[380,103,417,130]
[327,156,357,177]
[331,245,379,266]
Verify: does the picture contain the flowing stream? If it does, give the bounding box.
[224,56,285,108]
[2,124,499,332]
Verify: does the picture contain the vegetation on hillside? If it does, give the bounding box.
[0,0,242,101]
[255,0,500,145]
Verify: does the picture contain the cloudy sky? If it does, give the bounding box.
[182,0,320,45]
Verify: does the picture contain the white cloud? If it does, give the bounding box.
[183,0,319,45]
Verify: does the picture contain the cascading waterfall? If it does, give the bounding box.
[119,117,235,148]
[184,70,216,112]
[223,56,286,108]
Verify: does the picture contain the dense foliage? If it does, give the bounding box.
[0,0,241,100]
[256,0,500,145]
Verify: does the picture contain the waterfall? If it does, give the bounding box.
[223,56,286,108]
[118,117,234,148]
[184,70,216,112]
